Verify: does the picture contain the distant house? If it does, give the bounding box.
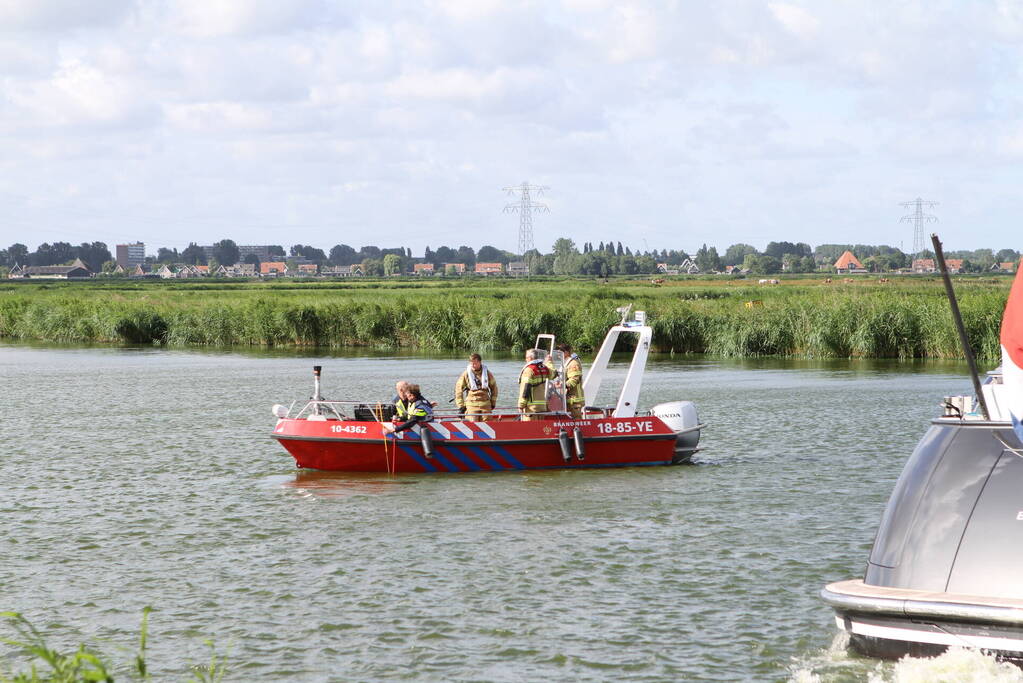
[130,264,151,277]
[297,264,318,277]
[413,263,435,275]
[321,265,363,278]
[834,250,867,274]
[912,258,936,273]
[992,262,1018,274]
[174,264,205,278]
[215,264,256,277]
[261,261,288,277]
[443,263,466,274]
[656,263,679,275]
[475,262,503,275]
[9,258,92,279]
[945,259,965,274]
[507,261,529,276]
[679,258,700,274]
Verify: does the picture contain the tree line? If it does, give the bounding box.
[1,238,1019,277]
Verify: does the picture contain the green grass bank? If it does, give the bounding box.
[0,276,1011,360]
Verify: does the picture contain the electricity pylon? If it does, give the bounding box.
[503,182,550,255]
[899,198,939,256]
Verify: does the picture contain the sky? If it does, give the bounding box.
[1,0,1021,257]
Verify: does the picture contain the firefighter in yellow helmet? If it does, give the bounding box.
[517,348,552,420]
[455,353,498,421]
[557,342,585,419]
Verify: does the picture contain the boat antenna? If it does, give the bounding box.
[931,233,990,419]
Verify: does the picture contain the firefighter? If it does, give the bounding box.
[455,353,498,421]
[517,348,551,421]
[557,342,585,419]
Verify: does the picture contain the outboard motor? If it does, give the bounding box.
[651,401,701,463]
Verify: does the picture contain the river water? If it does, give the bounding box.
[1,344,1020,682]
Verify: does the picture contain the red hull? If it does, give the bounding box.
[272,415,679,473]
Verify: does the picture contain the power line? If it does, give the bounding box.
[503,181,550,255]
[899,197,939,256]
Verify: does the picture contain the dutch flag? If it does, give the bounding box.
[1001,258,1023,442]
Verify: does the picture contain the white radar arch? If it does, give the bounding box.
[581,310,651,418]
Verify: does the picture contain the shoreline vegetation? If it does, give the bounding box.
[0,276,1011,360]
[0,608,227,682]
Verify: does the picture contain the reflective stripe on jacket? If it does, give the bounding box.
[393,396,433,433]
[565,356,584,405]
[392,394,408,419]
[455,369,498,408]
[517,361,550,408]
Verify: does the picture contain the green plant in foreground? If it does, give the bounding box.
[0,609,227,683]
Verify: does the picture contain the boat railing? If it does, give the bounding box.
[287,399,577,422]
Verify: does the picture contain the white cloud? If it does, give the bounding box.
[5,58,155,128]
[0,1,1021,253]
[0,0,133,31]
[768,3,820,37]
[168,0,335,37]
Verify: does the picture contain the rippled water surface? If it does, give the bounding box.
[0,344,1001,681]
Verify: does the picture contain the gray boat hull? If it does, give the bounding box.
[823,420,1023,660]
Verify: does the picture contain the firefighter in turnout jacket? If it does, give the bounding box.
[455,353,498,422]
[557,343,585,419]
[517,349,551,420]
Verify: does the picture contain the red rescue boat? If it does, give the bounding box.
[271,307,704,473]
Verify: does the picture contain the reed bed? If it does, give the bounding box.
[0,277,1011,360]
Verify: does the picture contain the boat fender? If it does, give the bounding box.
[572,428,585,461]
[558,429,572,463]
[420,425,435,459]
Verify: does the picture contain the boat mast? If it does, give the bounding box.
[931,234,990,419]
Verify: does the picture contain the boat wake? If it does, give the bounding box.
[790,633,1023,682]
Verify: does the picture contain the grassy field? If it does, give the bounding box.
[0,274,1012,360]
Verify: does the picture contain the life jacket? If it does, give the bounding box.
[408,397,433,421]
[393,394,408,419]
[519,360,551,406]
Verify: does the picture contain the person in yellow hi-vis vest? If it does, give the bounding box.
[392,380,410,420]
[517,349,551,420]
[455,353,498,421]
[557,343,585,419]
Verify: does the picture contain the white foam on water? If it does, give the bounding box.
[788,631,861,682]
[790,637,1023,683]
[868,648,1023,683]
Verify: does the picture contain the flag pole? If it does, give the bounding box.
[931,233,990,419]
